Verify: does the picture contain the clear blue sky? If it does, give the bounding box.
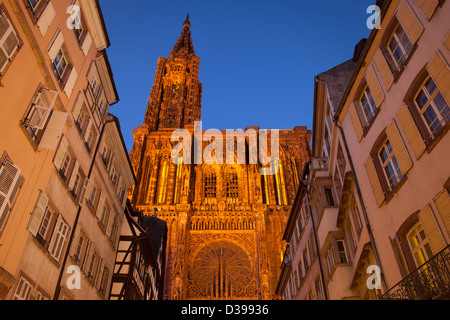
[99,0,376,151]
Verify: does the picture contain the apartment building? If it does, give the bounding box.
[0,0,135,300]
[277,0,450,300]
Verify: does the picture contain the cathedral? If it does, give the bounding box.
[128,15,311,300]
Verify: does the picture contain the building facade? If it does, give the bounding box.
[0,0,135,300]
[128,15,312,300]
[277,0,450,300]
[110,202,167,300]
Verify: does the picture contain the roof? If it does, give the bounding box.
[169,14,196,58]
[317,59,358,112]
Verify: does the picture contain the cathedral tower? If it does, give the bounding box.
[143,14,202,131]
[129,15,311,300]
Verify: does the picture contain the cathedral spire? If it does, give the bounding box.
[170,14,195,58]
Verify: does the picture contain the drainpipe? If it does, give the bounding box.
[53,118,115,300]
[334,122,388,293]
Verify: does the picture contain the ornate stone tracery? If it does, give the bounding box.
[129,15,311,300]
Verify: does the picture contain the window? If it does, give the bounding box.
[204,171,216,202]
[48,30,76,91]
[350,200,363,237]
[35,291,49,300]
[360,86,378,124]
[326,247,335,275]
[88,184,98,208]
[378,139,403,188]
[336,240,348,264]
[407,222,433,268]
[48,215,69,261]
[323,129,331,158]
[24,88,59,144]
[51,49,68,82]
[297,260,304,285]
[387,24,413,71]
[36,208,51,244]
[73,230,87,264]
[303,249,310,272]
[226,170,238,202]
[414,77,449,137]
[13,277,33,300]
[84,125,97,152]
[28,192,70,261]
[99,266,110,294]
[0,158,22,235]
[26,0,41,13]
[324,187,335,206]
[0,10,20,75]
[99,201,110,228]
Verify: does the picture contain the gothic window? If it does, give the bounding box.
[226,170,238,202]
[204,171,216,202]
[157,158,170,204]
[274,160,288,205]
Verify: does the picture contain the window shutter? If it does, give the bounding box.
[365,157,385,206]
[67,160,80,190]
[83,118,93,141]
[444,32,450,51]
[49,215,69,261]
[397,104,426,159]
[25,88,58,130]
[72,93,84,121]
[53,135,69,170]
[0,159,21,232]
[40,111,68,150]
[27,191,49,237]
[63,67,78,98]
[96,259,105,289]
[84,179,94,202]
[390,236,410,277]
[433,190,450,237]
[78,177,88,205]
[366,67,385,108]
[386,121,412,175]
[106,213,114,237]
[82,240,92,271]
[47,30,64,61]
[427,51,450,106]
[396,1,424,44]
[81,32,92,56]
[418,204,446,254]
[373,49,394,91]
[349,103,363,141]
[36,1,56,36]
[414,0,439,20]
[0,12,19,72]
[96,191,105,219]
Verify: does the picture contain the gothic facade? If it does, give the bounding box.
[129,15,311,300]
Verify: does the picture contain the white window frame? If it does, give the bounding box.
[13,277,33,300]
[51,48,68,82]
[0,158,22,234]
[360,86,378,124]
[378,139,403,188]
[48,215,69,261]
[0,11,20,74]
[388,24,413,71]
[414,76,450,137]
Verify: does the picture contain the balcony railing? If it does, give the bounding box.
[380,245,450,300]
